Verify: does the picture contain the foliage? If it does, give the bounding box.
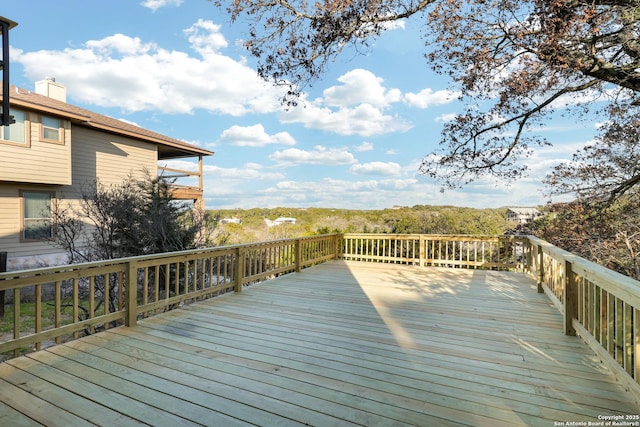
[528,199,640,280]
[50,173,208,263]
[210,205,510,245]
[544,104,640,204]
[421,0,640,189]
[213,0,640,195]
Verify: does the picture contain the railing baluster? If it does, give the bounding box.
[35,284,41,351]
[564,260,577,335]
[55,281,61,343]
[634,308,639,382]
[624,302,633,376]
[73,277,79,339]
[13,287,20,358]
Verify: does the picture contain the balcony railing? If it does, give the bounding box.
[1,233,639,400]
[158,164,204,207]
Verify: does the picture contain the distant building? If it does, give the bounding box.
[506,208,542,224]
[220,218,242,225]
[264,217,297,227]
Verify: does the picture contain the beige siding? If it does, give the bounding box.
[0,116,72,185]
[62,126,157,199]
[1,125,159,270]
[0,183,66,270]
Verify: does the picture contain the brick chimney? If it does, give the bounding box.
[35,77,67,102]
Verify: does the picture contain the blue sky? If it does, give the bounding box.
[5,0,597,210]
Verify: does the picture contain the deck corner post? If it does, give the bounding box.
[564,259,577,336]
[125,260,138,327]
[235,247,244,293]
[537,244,544,293]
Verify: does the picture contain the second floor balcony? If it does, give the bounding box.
[158,157,204,209]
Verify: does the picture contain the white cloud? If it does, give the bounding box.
[204,164,285,180]
[13,20,284,116]
[279,69,412,137]
[250,176,422,208]
[350,162,402,176]
[86,34,155,55]
[184,19,229,54]
[161,159,284,180]
[404,88,460,109]
[269,145,357,166]
[218,124,296,147]
[435,113,457,122]
[323,69,401,108]
[140,0,183,11]
[354,142,374,152]
[281,101,412,136]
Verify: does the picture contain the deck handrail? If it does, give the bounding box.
[524,235,640,398]
[0,234,341,358]
[1,232,639,399]
[341,233,528,270]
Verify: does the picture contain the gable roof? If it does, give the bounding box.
[1,83,213,159]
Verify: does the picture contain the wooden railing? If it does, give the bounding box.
[158,164,204,207]
[0,234,340,359]
[525,235,640,399]
[1,232,639,400]
[341,233,527,270]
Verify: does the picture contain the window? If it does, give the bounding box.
[0,109,27,144]
[40,115,63,143]
[22,191,53,240]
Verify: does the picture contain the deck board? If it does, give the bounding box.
[0,260,638,426]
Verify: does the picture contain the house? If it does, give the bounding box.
[506,207,542,224]
[0,78,213,270]
[220,218,242,225]
[264,217,297,227]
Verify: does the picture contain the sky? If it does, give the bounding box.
[4,0,599,210]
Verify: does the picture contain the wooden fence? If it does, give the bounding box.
[341,233,527,270]
[0,234,340,358]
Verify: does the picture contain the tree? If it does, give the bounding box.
[529,200,640,280]
[50,173,210,319]
[51,173,208,263]
[544,104,640,204]
[214,0,640,193]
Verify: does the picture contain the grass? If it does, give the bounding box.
[0,299,93,361]
[0,299,85,334]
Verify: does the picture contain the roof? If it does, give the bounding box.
[507,207,541,215]
[1,83,213,159]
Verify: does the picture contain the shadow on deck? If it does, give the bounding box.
[0,260,638,426]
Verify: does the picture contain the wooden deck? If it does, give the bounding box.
[1,260,638,426]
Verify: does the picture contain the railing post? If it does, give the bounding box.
[419,235,425,267]
[125,260,138,327]
[564,259,577,336]
[295,238,302,272]
[0,251,6,318]
[537,244,544,293]
[525,238,532,275]
[235,247,244,293]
